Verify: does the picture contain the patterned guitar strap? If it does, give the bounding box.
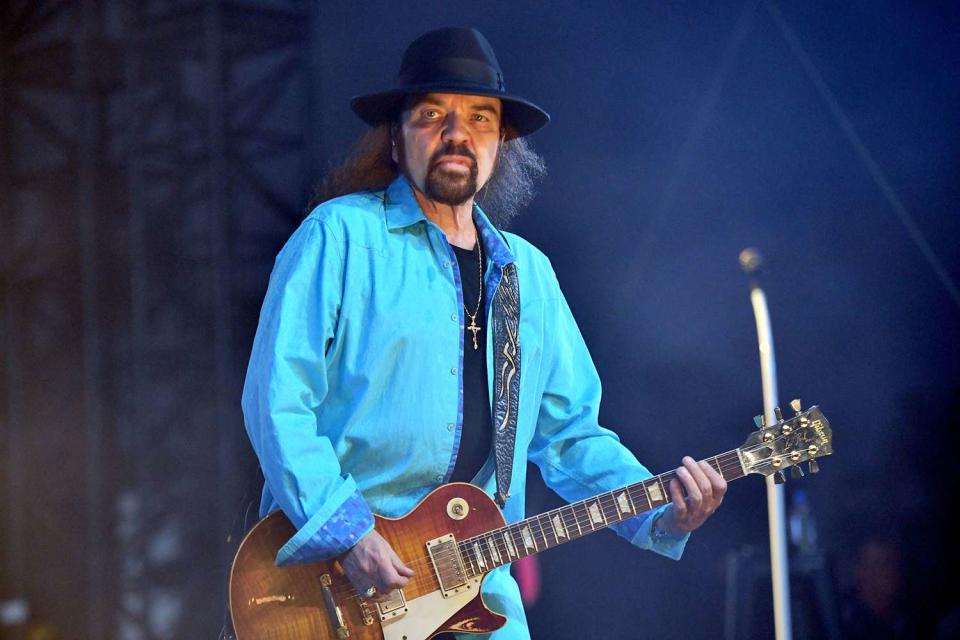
[491,262,521,509]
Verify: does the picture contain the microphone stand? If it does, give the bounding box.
[740,248,792,640]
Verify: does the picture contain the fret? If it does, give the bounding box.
[582,501,599,531]
[500,531,514,560]
[487,536,502,565]
[586,499,606,527]
[532,514,551,549]
[533,514,551,549]
[534,513,557,549]
[563,505,583,538]
[519,522,538,553]
[656,475,669,506]
[570,502,588,534]
[510,524,528,559]
[460,542,479,577]
[628,483,651,514]
[710,456,723,477]
[472,540,488,571]
[601,491,620,524]
[616,489,636,518]
[482,538,496,569]
[561,506,581,540]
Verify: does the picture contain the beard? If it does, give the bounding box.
[423,144,479,206]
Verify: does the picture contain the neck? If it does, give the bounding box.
[455,449,747,577]
[411,187,477,249]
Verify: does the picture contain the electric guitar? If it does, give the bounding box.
[229,402,832,639]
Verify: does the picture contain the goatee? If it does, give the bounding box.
[424,145,479,205]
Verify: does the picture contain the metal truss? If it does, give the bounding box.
[1,1,321,638]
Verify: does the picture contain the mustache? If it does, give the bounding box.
[430,144,477,169]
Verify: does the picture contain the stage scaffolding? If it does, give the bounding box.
[1,2,322,637]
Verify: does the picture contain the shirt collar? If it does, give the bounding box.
[384,176,516,267]
[384,176,427,230]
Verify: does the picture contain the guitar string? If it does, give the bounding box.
[323,453,756,599]
[372,436,802,580]
[321,450,774,599]
[323,455,759,601]
[322,445,813,599]
[323,422,824,596]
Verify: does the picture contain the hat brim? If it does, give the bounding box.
[350,84,550,139]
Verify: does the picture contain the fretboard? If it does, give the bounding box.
[456,450,745,577]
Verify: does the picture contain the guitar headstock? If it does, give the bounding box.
[739,401,832,482]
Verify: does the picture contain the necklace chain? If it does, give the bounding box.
[463,230,483,351]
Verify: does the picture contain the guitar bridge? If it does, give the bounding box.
[376,589,407,621]
[426,534,469,598]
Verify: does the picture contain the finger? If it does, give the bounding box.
[669,477,688,517]
[387,545,415,577]
[393,555,416,578]
[699,460,727,491]
[699,463,726,508]
[683,456,712,500]
[378,563,410,592]
[676,465,702,505]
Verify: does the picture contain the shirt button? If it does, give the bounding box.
[451,313,458,322]
[442,261,450,269]
[450,367,458,375]
[447,423,455,432]
[435,475,444,483]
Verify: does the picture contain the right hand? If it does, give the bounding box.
[340,529,415,602]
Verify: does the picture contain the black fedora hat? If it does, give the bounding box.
[350,27,550,139]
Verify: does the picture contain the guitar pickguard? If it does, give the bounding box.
[380,575,484,640]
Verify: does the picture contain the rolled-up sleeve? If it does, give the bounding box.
[241,215,374,565]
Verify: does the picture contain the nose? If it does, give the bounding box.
[440,111,469,145]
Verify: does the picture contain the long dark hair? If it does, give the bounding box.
[308,123,546,228]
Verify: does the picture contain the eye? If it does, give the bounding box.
[472,113,488,122]
[422,109,441,120]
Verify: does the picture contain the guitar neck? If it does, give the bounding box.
[456,449,745,576]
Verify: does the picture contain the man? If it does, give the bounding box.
[241,27,726,639]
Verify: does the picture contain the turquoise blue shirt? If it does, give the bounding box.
[241,176,688,639]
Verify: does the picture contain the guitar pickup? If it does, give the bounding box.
[376,588,407,621]
[426,534,469,598]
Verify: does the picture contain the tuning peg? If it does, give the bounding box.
[791,465,805,479]
[774,406,783,421]
[774,470,787,484]
[790,398,802,414]
[808,459,819,474]
[753,414,764,429]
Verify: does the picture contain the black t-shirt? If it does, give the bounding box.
[448,241,493,484]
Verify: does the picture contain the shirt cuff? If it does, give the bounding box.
[622,504,690,561]
[276,475,375,566]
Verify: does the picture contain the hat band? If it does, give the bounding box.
[399,57,504,92]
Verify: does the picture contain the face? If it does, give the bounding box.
[394,93,503,206]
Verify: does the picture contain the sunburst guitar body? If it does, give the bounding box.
[230,483,508,639]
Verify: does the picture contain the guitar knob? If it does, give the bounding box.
[808,459,820,474]
[791,465,805,479]
[754,414,764,429]
[790,398,802,414]
[774,406,783,422]
[774,471,787,484]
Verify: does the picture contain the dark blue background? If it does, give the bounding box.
[306,1,959,636]
[2,1,958,638]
